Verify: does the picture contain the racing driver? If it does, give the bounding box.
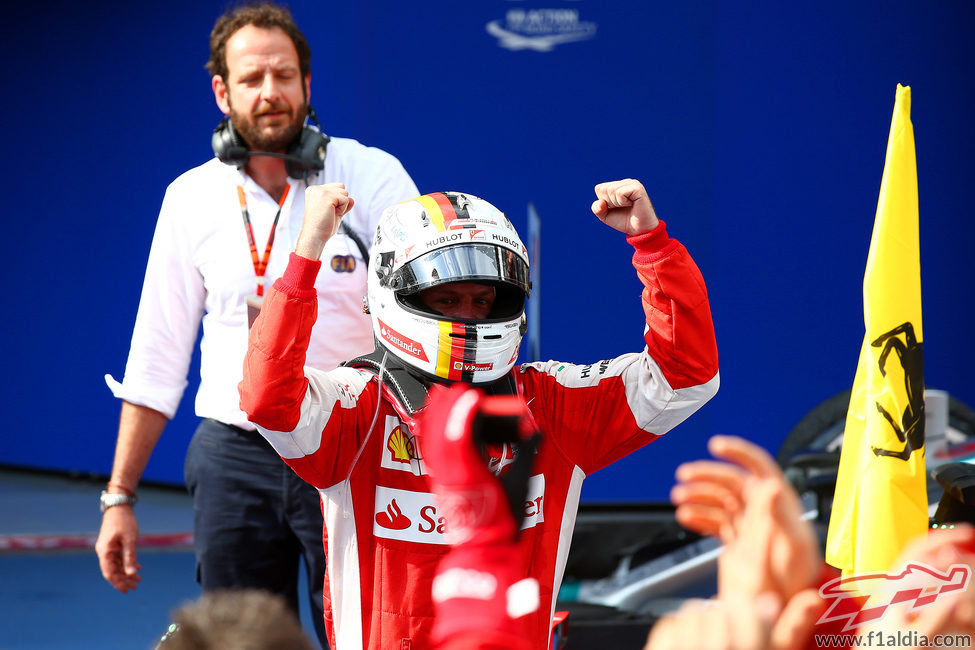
[239,178,720,649]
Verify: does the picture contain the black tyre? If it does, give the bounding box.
[778,389,975,468]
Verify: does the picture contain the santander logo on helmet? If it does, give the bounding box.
[367,191,531,385]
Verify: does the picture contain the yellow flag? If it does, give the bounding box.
[825,84,927,575]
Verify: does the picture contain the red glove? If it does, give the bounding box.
[419,383,540,650]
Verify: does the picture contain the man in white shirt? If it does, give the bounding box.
[95,4,418,646]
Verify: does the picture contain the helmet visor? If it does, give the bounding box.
[390,244,530,297]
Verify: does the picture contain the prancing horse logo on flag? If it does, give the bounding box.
[870,321,924,461]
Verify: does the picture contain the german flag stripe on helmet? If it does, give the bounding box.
[413,194,445,233]
[431,193,460,226]
[436,321,459,380]
[414,192,469,233]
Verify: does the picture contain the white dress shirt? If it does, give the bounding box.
[107,137,419,429]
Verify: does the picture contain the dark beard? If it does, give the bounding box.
[229,102,307,153]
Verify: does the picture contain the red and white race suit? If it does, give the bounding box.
[240,221,720,650]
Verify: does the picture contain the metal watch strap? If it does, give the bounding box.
[100,490,138,513]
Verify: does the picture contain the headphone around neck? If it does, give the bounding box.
[211,106,329,180]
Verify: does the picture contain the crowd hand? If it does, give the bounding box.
[422,384,540,648]
[418,383,519,546]
[662,467,822,650]
[590,178,660,236]
[95,507,142,593]
[644,588,822,650]
[644,594,783,650]
[722,477,824,650]
[670,435,820,604]
[294,183,355,260]
[856,526,975,646]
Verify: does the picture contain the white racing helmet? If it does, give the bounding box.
[367,191,530,384]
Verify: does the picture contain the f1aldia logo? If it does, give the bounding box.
[817,562,970,631]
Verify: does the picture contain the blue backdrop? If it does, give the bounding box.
[3,0,973,502]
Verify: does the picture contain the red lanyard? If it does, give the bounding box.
[236,184,291,296]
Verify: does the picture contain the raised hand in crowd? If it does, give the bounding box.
[670,435,821,602]
[419,383,540,650]
[651,435,824,650]
[644,589,784,650]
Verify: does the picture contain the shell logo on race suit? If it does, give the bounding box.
[380,419,520,476]
[372,476,545,544]
[387,428,415,464]
[381,416,426,475]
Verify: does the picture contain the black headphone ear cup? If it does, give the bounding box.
[212,118,249,168]
[285,126,329,179]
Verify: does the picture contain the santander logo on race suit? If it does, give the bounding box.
[373,478,545,545]
[375,499,411,530]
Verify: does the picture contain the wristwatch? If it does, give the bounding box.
[100,490,138,513]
